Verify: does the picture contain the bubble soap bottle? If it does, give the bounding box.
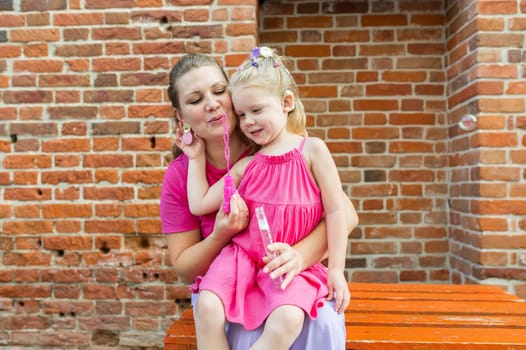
[255,206,284,288]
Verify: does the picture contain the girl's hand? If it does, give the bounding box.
[326,269,351,314]
[214,193,249,240]
[262,243,304,290]
[174,122,205,160]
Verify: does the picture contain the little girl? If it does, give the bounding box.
[180,47,353,350]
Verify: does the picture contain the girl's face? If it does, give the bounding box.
[175,65,236,141]
[232,85,292,147]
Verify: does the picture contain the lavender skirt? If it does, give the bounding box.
[191,294,346,349]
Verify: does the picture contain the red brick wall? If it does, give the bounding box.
[445,0,526,295]
[0,0,525,348]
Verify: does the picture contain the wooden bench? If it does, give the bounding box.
[165,282,526,349]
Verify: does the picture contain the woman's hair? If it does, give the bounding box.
[229,47,307,137]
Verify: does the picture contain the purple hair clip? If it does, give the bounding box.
[250,47,261,59]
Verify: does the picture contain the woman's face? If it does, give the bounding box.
[175,65,236,142]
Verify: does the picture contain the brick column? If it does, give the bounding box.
[446,0,526,297]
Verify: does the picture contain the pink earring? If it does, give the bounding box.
[182,124,193,145]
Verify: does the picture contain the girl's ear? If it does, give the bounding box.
[282,89,295,113]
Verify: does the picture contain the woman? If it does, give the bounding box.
[160,53,358,349]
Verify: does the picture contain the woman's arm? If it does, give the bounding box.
[166,229,226,283]
[264,191,358,288]
[166,193,249,283]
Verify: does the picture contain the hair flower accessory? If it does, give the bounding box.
[238,46,279,71]
[259,46,273,58]
[250,46,273,59]
[250,47,261,59]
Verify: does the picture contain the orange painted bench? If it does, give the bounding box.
[165,282,526,350]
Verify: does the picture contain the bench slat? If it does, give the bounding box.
[346,325,526,346]
[344,341,526,350]
[348,283,509,294]
[350,290,520,301]
[347,299,526,315]
[348,312,526,328]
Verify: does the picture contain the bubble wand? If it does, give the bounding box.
[222,114,236,214]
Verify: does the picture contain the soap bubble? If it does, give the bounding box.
[459,114,477,131]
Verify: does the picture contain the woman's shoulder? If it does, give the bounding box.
[162,153,189,186]
[167,153,189,173]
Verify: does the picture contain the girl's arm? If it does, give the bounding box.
[309,137,349,270]
[310,137,356,312]
[187,154,223,215]
[174,133,223,216]
[187,156,248,216]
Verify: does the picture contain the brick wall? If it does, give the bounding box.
[0,0,525,348]
[445,0,526,295]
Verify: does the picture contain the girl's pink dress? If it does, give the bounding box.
[192,138,328,330]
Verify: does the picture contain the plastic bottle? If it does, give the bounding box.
[223,175,236,214]
[255,206,284,288]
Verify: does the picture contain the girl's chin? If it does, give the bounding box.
[248,133,262,142]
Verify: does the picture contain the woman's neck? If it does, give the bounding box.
[205,132,247,170]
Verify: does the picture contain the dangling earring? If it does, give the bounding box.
[182,124,193,145]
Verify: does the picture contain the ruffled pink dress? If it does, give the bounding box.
[192,138,328,330]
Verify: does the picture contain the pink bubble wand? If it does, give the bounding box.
[222,114,236,214]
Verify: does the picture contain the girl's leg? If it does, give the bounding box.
[249,305,304,350]
[194,290,229,350]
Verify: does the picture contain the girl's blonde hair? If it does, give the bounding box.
[229,47,307,137]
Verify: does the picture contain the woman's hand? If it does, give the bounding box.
[262,243,305,290]
[213,193,249,241]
